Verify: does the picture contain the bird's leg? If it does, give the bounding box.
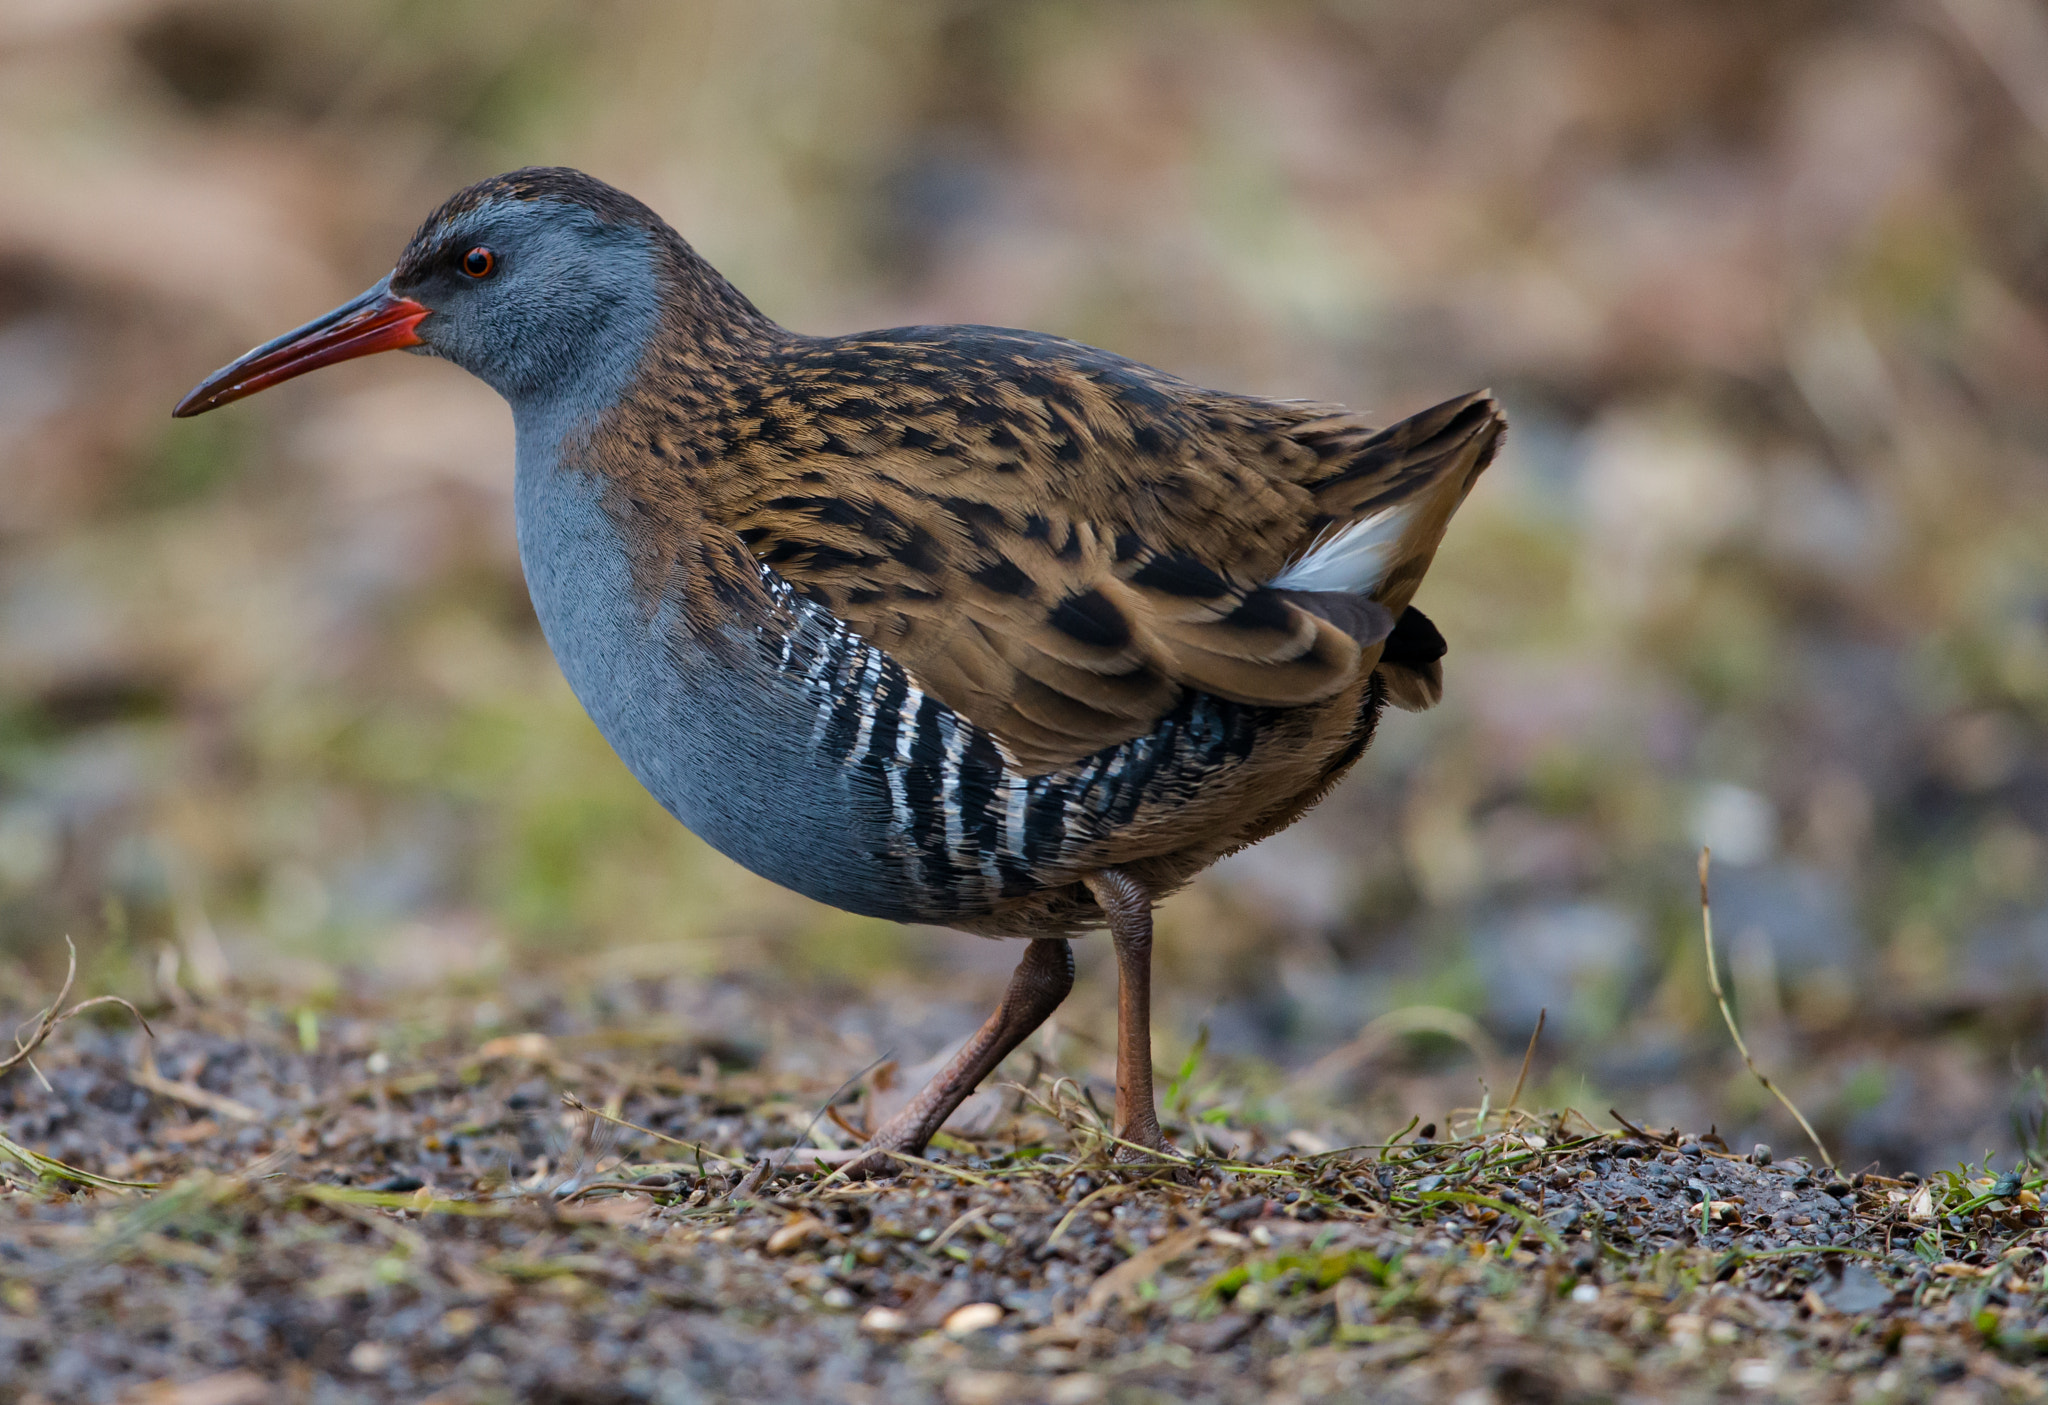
[1082,868,1177,1159]
[836,937,1072,1181]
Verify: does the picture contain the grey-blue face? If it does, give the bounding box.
[172,173,668,422]
[392,197,662,407]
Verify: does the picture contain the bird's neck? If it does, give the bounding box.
[508,230,783,477]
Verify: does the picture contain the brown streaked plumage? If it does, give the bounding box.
[174,167,1503,1175]
[595,317,1495,773]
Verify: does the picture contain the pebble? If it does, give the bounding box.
[945,1370,1022,1405]
[1046,1375,1107,1405]
[943,1302,1005,1337]
[859,1306,910,1335]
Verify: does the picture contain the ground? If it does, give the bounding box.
[3,995,2046,1405]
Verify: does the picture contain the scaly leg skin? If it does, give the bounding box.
[1082,868,1182,1164]
[833,936,1073,1181]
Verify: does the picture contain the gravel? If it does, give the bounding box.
[3,1009,2046,1403]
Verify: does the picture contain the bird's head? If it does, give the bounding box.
[175,168,685,418]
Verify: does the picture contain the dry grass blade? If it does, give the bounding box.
[1291,1005,1500,1093]
[0,1129,157,1192]
[1046,1176,1164,1248]
[2,937,153,1088]
[297,1183,510,1217]
[1699,848,1832,1168]
[559,1092,747,1166]
[1074,1223,1207,1317]
[1507,1008,1546,1111]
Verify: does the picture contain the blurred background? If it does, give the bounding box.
[1,0,2044,1173]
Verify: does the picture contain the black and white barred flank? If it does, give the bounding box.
[754,566,1265,917]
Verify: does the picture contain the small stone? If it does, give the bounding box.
[1749,1144,1772,1166]
[348,1341,392,1374]
[859,1306,910,1335]
[1046,1375,1107,1405]
[1168,1312,1255,1352]
[945,1370,1021,1405]
[943,1301,1004,1336]
[1821,1264,1892,1314]
[1732,1358,1778,1388]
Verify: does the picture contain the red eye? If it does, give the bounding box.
[461,246,495,278]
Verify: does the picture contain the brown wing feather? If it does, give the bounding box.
[680,329,1497,771]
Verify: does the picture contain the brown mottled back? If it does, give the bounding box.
[592,306,1499,771]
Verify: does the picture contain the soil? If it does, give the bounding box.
[3,1006,2046,1404]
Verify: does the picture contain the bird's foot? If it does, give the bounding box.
[792,1144,906,1181]
[798,1138,929,1179]
[1110,1122,1194,1178]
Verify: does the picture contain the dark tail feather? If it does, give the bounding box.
[1377,605,1445,712]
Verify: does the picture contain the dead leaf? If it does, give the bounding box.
[765,1214,834,1254]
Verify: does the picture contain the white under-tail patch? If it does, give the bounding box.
[1266,502,1416,595]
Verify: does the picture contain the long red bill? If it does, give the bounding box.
[173,278,429,418]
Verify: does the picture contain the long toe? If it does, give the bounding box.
[1111,1129,1193,1178]
[802,1144,907,1181]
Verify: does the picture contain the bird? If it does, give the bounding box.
[175,167,1502,1176]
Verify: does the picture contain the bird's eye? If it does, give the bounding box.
[461,247,496,278]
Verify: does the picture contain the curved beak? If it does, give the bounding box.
[173,277,429,418]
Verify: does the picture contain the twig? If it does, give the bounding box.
[3,937,153,1087]
[1699,848,1832,1168]
[728,1158,770,1201]
[130,1049,261,1123]
[1507,1009,1546,1110]
[1608,1109,1675,1145]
